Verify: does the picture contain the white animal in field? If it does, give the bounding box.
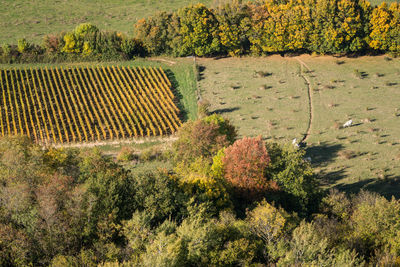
[305,156,312,163]
[292,138,299,148]
[343,119,353,128]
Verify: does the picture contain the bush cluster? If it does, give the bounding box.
[0,23,145,64]
[0,114,399,265]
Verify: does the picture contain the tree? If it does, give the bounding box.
[175,4,221,56]
[307,0,371,54]
[223,136,278,200]
[350,191,400,258]
[278,221,362,266]
[132,171,187,225]
[249,0,312,53]
[247,200,286,244]
[215,0,252,56]
[265,143,320,216]
[172,119,230,164]
[202,114,236,144]
[78,149,135,243]
[369,3,400,54]
[134,12,176,55]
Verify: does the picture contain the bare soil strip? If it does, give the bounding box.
[53,135,177,148]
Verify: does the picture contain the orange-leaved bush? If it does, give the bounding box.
[222,136,278,199]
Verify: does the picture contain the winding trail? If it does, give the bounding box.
[296,57,314,143]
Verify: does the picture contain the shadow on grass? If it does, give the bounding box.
[335,176,400,199]
[164,69,188,122]
[213,107,240,114]
[320,167,348,187]
[306,142,348,188]
[306,142,343,167]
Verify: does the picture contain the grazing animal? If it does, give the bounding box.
[292,138,299,148]
[305,156,312,162]
[343,119,353,128]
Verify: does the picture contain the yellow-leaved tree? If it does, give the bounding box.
[369,3,400,54]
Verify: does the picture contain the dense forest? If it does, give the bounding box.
[1,112,399,266]
[1,0,400,63]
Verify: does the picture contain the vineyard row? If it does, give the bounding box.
[0,66,181,144]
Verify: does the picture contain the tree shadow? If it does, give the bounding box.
[319,167,348,188]
[164,69,188,121]
[196,65,206,81]
[336,175,400,199]
[306,142,348,189]
[212,107,240,115]
[305,142,343,167]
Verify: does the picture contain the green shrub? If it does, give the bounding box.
[1,43,11,57]
[120,38,145,58]
[17,38,31,53]
[265,143,321,216]
[116,147,136,162]
[203,114,237,144]
[139,146,163,162]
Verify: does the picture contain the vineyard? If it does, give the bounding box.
[0,66,181,144]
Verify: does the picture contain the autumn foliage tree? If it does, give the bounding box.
[369,3,400,54]
[172,120,230,164]
[222,136,278,200]
[134,12,177,55]
[215,0,252,56]
[249,0,312,54]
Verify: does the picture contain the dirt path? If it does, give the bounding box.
[296,57,314,143]
[148,58,177,66]
[52,136,177,149]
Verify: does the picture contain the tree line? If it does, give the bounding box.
[1,0,400,63]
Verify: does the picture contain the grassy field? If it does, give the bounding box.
[0,0,211,44]
[1,0,395,44]
[197,55,400,197]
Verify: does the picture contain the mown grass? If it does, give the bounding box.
[198,55,400,198]
[198,57,310,141]
[0,0,212,44]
